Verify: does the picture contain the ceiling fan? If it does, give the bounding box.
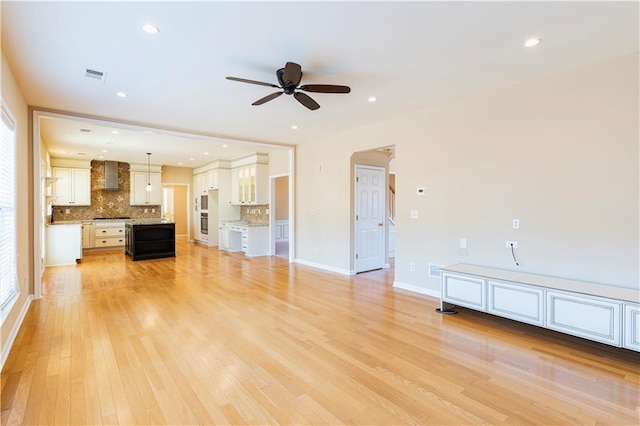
[226,62,350,110]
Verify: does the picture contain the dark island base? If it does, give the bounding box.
[125,222,176,261]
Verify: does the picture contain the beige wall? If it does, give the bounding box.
[275,176,289,220]
[296,53,639,291]
[162,165,193,184]
[269,149,290,177]
[1,52,33,358]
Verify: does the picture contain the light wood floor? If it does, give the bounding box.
[2,239,639,425]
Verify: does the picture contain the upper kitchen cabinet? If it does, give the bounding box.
[193,160,230,194]
[51,159,91,206]
[129,163,162,206]
[231,153,268,205]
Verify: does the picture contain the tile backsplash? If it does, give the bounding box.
[240,205,269,225]
[51,160,161,222]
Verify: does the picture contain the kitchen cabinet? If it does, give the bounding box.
[231,164,268,205]
[130,172,162,205]
[93,221,126,248]
[194,173,206,196]
[241,225,269,257]
[125,222,175,261]
[205,169,218,190]
[52,167,91,206]
[46,223,82,266]
[82,222,94,249]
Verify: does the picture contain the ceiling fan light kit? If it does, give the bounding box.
[226,62,350,110]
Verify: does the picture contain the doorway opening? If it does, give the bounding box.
[351,146,395,275]
[271,174,290,258]
[162,184,189,239]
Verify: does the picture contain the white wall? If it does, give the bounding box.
[295,53,639,293]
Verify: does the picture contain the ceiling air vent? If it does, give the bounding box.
[80,128,91,133]
[85,68,106,82]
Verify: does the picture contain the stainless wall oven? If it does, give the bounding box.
[200,212,208,235]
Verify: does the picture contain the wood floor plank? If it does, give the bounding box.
[1,239,638,424]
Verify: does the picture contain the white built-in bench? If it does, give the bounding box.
[439,264,639,351]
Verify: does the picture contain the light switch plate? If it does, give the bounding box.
[410,209,419,219]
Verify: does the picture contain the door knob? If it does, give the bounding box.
[378,223,383,227]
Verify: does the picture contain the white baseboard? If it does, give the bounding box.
[1,295,34,370]
[294,258,355,276]
[393,281,441,299]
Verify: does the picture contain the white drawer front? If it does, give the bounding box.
[488,280,544,326]
[442,273,486,311]
[546,291,621,346]
[95,227,124,237]
[94,237,125,247]
[623,303,640,352]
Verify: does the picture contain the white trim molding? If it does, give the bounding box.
[393,281,441,299]
[294,258,355,276]
[1,295,33,370]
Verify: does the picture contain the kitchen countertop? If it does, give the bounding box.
[48,221,83,226]
[126,219,174,225]
[221,220,268,227]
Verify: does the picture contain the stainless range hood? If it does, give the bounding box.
[104,161,119,190]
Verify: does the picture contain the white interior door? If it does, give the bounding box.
[355,165,385,273]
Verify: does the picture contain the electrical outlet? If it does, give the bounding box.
[460,238,467,249]
[152,208,155,213]
[144,209,148,213]
[410,262,416,272]
[410,210,419,219]
[65,209,70,214]
[512,219,520,229]
[505,241,519,249]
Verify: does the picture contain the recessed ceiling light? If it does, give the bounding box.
[190,157,194,161]
[111,130,118,134]
[101,149,108,153]
[291,125,298,130]
[222,144,228,148]
[116,91,128,98]
[178,162,183,165]
[142,24,160,34]
[99,156,104,159]
[60,151,66,154]
[524,37,541,48]
[204,152,209,155]
[368,96,377,103]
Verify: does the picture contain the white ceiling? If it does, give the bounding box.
[2,1,638,167]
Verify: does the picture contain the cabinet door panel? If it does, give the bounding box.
[488,280,544,326]
[624,303,640,352]
[72,168,91,205]
[52,168,72,205]
[546,291,621,346]
[442,273,486,311]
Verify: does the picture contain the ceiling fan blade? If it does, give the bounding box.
[294,92,320,110]
[226,76,280,88]
[252,91,284,106]
[299,84,351,94]
[283,62,302,86]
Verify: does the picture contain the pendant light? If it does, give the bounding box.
[145,153,153,192]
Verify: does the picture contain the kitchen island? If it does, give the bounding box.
[125,220,175,261]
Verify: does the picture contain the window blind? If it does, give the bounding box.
[0,102,18,312]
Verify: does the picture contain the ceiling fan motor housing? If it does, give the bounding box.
[277,68,299,95]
